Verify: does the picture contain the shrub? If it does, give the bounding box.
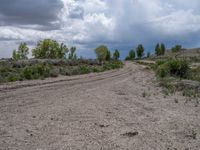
[79,66,91,74]
[188,66,200,82]
[50,69,59,78]
[155,59,189,78]
[23,64,51,80]
[171,45,182,53]
[157,64,169,78]
[7,74,20,82]
[167,59,189,78]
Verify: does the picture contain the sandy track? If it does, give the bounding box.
[0,62,199,150]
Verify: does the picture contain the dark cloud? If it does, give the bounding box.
[0,0,63,28]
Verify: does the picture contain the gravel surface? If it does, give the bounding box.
[0,62,199,150]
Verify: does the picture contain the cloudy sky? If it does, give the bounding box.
[0,0,200,58]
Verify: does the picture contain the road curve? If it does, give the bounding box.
[0,62,199,150]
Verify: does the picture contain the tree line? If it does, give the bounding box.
[12,39,78,61]
[12,39,183,61]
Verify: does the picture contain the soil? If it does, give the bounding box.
[0,62,199,150]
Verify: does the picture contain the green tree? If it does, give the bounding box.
[94,45,108,63]
[113,49,120,60]
[68,47,77,60]
[106,50,111,61]
[172,45,182,53]
[155,43,165,56]
[32,39,68,59]
[58,43,69,59]
[125,49,135,60]
[12,49,20,60]
[161,43,166,55]
[147,52,151,58]
[155,43,161,56]
[12,43,29,60]
[136,44,144,59]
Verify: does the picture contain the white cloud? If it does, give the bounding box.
[1,0,200,58]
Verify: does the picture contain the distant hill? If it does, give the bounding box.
[150,48,200,62]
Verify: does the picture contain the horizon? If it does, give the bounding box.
[1,0,200,58]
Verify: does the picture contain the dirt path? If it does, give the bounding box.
[0,62,199,150]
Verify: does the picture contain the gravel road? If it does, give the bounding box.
[0,62,199,150]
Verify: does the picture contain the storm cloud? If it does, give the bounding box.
[0,0,200,58]
[0,0,63,27]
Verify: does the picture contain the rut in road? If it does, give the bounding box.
[0,62,199,150]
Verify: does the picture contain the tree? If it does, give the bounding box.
[12,43,29,60]
[12,49,20,60]
[136,44,144,59]
[94,45,108,63]
[113,50,120,60]
[155,43,161,56]
[161,43,166,55]
[32,39,68,59]
[106,50,111,61]
[58,43,69,59]
[68,47,77,60]
[155,43,165,56]
[172,45,182,53]
[125,49,135,60]
[147,52,151,58]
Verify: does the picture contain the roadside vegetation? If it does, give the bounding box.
[0,39,123,83]
[132,43,200,99]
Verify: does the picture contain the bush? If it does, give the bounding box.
[157,64,169,78]
[7,74,20,82]
[79,66,91,74]
[50,69,59,78]
[168,59,189,78]
[188,67,200,82]
[155,59,189,78]
[103,61,123,70]
[23,64,51,80]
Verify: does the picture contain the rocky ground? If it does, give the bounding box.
[0,62,199,150]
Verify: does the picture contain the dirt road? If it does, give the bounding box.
[0,62,199,150]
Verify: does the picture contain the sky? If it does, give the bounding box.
[0,0,200,58]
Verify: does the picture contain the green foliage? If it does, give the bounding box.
[32,39,68,59]
[157,63,169,78]
[0,59,124,83]
[103,61,124,70]
[161,43,166,55]
[167,59,189,78]
[136,44,144,59]
[171,45,182,53]
[155,43,165,56]
[106,50,111,61]
[23,64,51,80]
[113,50,120,60]
[68,47,77,60]
[125,49,135,60]
[95,45,108,62]
[12,43,29,60]
[12,50,20,60]
[188,67,200,82]
[7,74,21,82]
[155,59,189,78]
[79,65,91,74]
